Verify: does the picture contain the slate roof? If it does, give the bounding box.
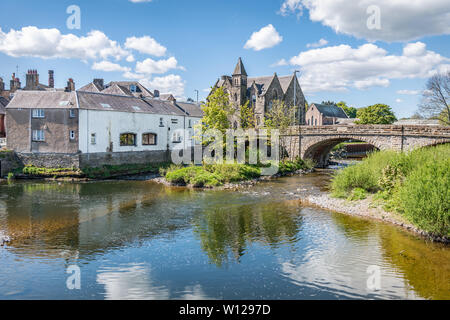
[78,82,103,93]
[78,92,185,116]
[106,81,154,98]
[6,91,77,109]
[311,103,348,118]
[233,57,247,76]
[0,97,9,114]
[176,102,203,117]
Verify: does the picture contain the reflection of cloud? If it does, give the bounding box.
[97,264,169,300]
[97,264,213,300]
[180,284,212,300]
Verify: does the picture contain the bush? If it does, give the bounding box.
[397,159,450,236]
[347,187,367,201]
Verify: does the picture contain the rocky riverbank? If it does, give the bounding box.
[303,193,449,244]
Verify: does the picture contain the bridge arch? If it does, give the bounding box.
[302,136,385,167]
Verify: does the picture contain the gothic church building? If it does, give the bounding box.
[210,58,306,127]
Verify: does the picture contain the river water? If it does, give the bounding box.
[0,171,448,300]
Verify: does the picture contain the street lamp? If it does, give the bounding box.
[293,70,300,124]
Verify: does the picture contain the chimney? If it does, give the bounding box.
[48,70,54,88]
[10,73,21,92]
[0,77,4,92]
[26,69,39,90]
[65,78,75,92]
[93,78,104,90]
[154,89,160,98]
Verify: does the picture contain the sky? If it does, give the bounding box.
[0,0,449,118]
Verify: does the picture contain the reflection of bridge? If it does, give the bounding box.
[283,125,450,167]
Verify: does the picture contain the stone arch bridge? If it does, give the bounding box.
[282,125,450,167]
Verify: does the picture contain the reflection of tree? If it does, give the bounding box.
[193,201,302,267]
[379,228,450,300]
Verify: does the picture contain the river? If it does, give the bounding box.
[0,171,448,300]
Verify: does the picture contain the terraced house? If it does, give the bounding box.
[5,88,203,168]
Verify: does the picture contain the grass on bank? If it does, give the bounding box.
[330,144,450,237]
[163,158,313,188]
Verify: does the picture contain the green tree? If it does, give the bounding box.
[356,104,397,124]
[239,101,255,129]
[198,87,234,134]
[337,101,357,118]
[321,100,336,106]
[265,99,296,129]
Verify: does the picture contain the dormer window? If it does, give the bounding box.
[130,84,137,93]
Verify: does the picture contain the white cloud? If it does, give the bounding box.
[125,36,167,57]
[141,74,185,97]
[279,0,450,42]
[135,57,182,75]
[92,61,131,73]
[289,42,449,93]
[0,26,129,60]
[306,38,328,48]
[244,24,283,51]
[126,55,135,62]
[270,59,288,67]
[395,98,403,103]
[397,90,421,95]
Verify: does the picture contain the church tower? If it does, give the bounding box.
[231,57,248,110]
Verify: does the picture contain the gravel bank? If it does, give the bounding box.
[304,193,449,243]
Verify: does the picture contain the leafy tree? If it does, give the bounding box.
[198,87,234,134]
[337,101,357,118]
[239,101,255,129]
[265,99,296,129]
[356,104,397,124]
[321,100,336,106]
[419,71,450,126]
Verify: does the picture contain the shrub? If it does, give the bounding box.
[397,159,450,236]
[347,187,367,201]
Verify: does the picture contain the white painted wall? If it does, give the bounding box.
[79,109,201,154]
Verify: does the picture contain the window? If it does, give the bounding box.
[234,93,238,101]
[256,116,261,126]
[172,131,182,143]
[32,130,45,142]
[273,90,278,100]
[132,106,141,111]
[188,119,192,128]
[142,133,157,146]
[252,95,256,105]
[91,133,96,145]
[100,103,111,109]
[159,118,164,127]
[69,109,76,118]
[130,85,137,93]
[69,130,75,140]
[171,119,178,124]
[32,109,45,118]
[120,133,136,146]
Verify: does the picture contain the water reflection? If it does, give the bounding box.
[0,176,449,300]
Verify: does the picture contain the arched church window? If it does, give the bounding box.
[234,93,238,101]
[273,90,278,100]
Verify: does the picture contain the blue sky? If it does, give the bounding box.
[0,0,449,118]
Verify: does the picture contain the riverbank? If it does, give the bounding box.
[303,193,449,243]
[325,144,450,242]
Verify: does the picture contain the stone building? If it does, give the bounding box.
[305,103,349,126]
[0,96,8,137]
[210,58,306,128]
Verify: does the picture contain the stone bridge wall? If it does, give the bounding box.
[281,125,450,167]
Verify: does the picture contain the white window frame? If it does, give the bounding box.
[69,130,75,140]
[32,109,45,118]
[32,130,45,142]
[172,131,182,143]
[69,109,76,118]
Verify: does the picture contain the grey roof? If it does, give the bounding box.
[248,75,275,94]
[6,91,77,109]
[278,75,294,93]
[311,103,349,118]
[102,83,133,96]
[233,57,247,76]
[0,97,9,114]
[78,91,185,116]
[78,82,102,93]
[106,81,154,98]
[176,102,203,117]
